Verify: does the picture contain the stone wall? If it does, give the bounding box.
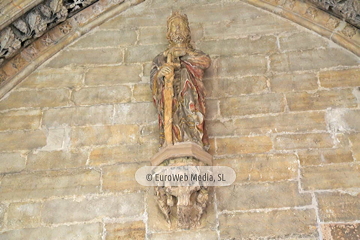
[0,0,359,239]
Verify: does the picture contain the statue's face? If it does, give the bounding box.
[168,18,189,44]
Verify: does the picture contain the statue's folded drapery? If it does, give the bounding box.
[150,49,211,149]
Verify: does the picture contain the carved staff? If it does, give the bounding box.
[163,52,174,146]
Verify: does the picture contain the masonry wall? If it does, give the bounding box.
[0,0,360,239]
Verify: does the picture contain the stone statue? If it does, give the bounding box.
[150,11,211,150]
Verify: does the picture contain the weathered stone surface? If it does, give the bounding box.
[42,193,144,224]
[72,85,131,106]
[85,65,142,86]
[198,36,277,56]
[150,230,218,240]
[233,111,326,135]
[46,48,124,68]
[204,14,295,38]
[286,89,357,111]
[7,202,42,229]
[105,221,145,240]
[302,163,360,190]
[0,89,69,110]
[139,123,159,144]
[40,128,65,151]
[220,93,285,117]
[270,73,318,93]
[214,154,298,183]
[125,44,167,63]
[328,109,360,132]
[0,130,46,151]
[219,209,317,239]
[0,109,41,131]
[133,84,153,102]
[0,203,5,230]
[18,68,84,89]
[274,133,333,150]
[139,26,167,45]
[218,55,267,77]
[216,136,273,155]
[102,162,147,192]
[0,223,102,239]
[320,68,360,88]
[0,153,26,173]
[322,223,360,240]
[270,49,360,72]
[217,181,311,211]
[26,150,87,171]
[207,119,236,137]
[298,148,354,166]
[70,30,137,48]
[0,169,100,201]
[90,143,158,166]
[205,99,219,120]
[113,102,157,124]
[71,125,139,148]
[317,192,360,222]
[42,105,113,127]
[349,133,360,161]
[205,76,268,98]
[279,32,328,51]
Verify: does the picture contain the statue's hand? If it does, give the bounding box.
[159,64,174,79]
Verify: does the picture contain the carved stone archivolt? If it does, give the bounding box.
[150,12,212,229]
[0,0,98,67]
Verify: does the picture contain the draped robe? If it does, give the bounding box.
[150,49,211,149]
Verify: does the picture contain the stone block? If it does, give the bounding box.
[7,202,42,229]
[0,89,69,110]
[0,110,41,131]
[71,124,139,148]
[270,73,318,93]
[105,221,145,240]
[99,11,164,29]
[70,30,137,48]
[0,153,26,173]
[0,223,102,239]
[220,93,285,117]
[270,49,360,72]
[286,89,357,111]
[138,26,167,45]
[0,204,5,230]
[18,68,84,89]
[302,163,360,190]
[327,109,360,132]
[40,128,65,151]
[204,14,295,38]
[279,32,328,51]
[205,99,219,120]
[0,130,46,151]
[125,44,167,63]
[214,154,298,183]
[317,192,360,222]
[85,65,142,86]
[274,133,333,150]
[298,148,354,166]
[89,143,158,166]
[198,36,277,56]
[205,76,268,98]
[206,119,236,137]
[233,111,326,135]
[216,181,311,211]
[113,102,157,124]
[216,136,273,155]
[72,85,131,106]
[219,209,317,239]
[150,230,218,240]
[26,150,87,171]
[133,83,153,102]
[218,55,267,77]
[322,223,360,240]
[349,133,360,161]
[42,105,113,127]
[41,193,144,224]
[320,68,360,88]
[46,48,123,68]
[139,123,159,144]
[102,162,148,192]
[0,169,100,201]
